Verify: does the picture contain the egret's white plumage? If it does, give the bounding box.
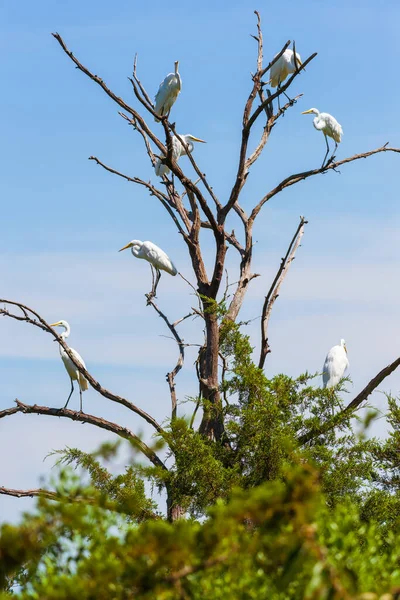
[322,339,349,388]
[270,49,302,88]
[119,240,177,297]
[154,134,206,177]
[302,108,343,166]
[50,320,88,411]
[154,61,181,122]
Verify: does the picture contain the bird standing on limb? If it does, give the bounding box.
[154,61,181,122]
[322,339,349,389]
[119,239,178,299]
[154,133,206,177]
[269,48,302,109]
[50,320,89,412]
[302,108,343,168]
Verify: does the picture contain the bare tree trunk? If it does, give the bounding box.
[166,486,185,522]
[198,311,224,441]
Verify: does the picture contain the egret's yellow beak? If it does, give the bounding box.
[119,242,133,252]
[301,109,314,115]
[49,322,61,327]
[344,344,348,354]
[190,136,206,143]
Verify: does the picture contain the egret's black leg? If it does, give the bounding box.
[322,135,330,168]
[79,385,83,413]
[148,264,156,298]
[331,141,338,162]
[154,269,161,297]
[277,82,281,112]
[64,380,74,409]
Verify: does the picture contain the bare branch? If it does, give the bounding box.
[0,300,164,433]
[0,484,159,519]
[259,217,307,368]
[253,10,263,72]
[245,93,303,170]
[170,126,222,212]
[250,144,400,223]
[132,54,154,108]
[119,111,157,166]
[88,156,189,237]
[52,32,166,156]
[298,356,400,446]
[1,400,167,470]
[0,486,57,500]
[146,296,186,420]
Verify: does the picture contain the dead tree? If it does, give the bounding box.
[1,12,400,520]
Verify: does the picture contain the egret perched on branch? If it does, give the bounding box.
[119,240,178,298]
[302,108,343,168]
[155,134,206,177]
[50,320,89,412]
[154,61,181,122]
[322,339,349,389]
[270,49,302,87]
[269,48,302,109]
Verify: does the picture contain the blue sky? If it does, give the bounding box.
[1,0,400,521]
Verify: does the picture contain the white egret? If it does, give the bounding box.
[302,108,343,168]
[119,240,177,297]
[154,61,181,122]
[322,339,349,389]
[154,134,206,177]
[270,49,302,87]
[50,320,89,412]
[269,49,302,109]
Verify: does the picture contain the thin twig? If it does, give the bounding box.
[88,156,188,237]
[259,217,307,368]
[145,297,186,420]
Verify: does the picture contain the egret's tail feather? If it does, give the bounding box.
[79,375,89,391]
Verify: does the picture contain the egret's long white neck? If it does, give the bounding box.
[130,246,141,258]
[60,324,71,339]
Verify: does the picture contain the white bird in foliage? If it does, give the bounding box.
[270,49,302,88]
[302,108,343,167]
[50,320,89,412]
[322,339,349,389]
[119,239,178,297]
[154,133,206,177]
[154,61,181,122]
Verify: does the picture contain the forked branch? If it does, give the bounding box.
[146,295,190,420]
[251,144,400,222]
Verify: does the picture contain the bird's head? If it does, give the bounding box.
[181,134,206,153]
[340,339,347,353]
[118,240,143,253]
[185,135,206,144]
[50,320,68,330]
[302,108,319,116]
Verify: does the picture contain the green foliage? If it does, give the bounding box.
[1,465,400,599]
[2,325,400,597]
